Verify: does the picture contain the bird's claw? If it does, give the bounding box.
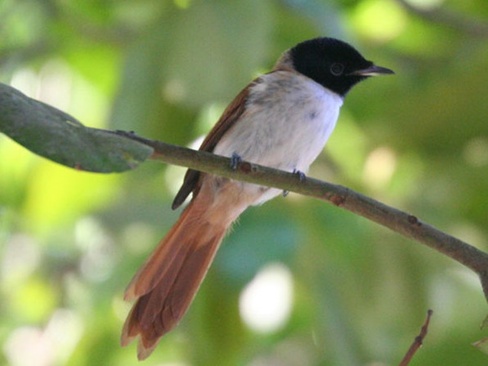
[283,169,306,197]
[230,152,242,170]
[293,169,306,182]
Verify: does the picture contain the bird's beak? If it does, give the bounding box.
[351,64,395,76]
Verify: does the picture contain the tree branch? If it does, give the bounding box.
[114,130,488,303]
[399,310,434,366]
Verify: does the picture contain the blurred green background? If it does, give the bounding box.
[1,0,488,365]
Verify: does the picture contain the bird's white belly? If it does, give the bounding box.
[213,71,343,205]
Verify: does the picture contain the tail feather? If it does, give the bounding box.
[121,199,228,360]
[124,205,196,301]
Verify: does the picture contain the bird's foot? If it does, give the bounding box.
[230,152,243,170]
[283,169,306,197]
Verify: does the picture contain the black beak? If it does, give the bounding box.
[350,64,394,76]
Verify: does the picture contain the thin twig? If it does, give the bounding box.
[399,310,434,366]
[114,131,488,302]
[397,0,488,38]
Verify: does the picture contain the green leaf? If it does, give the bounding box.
[0,83,153,172]
[473,337,488,355]
[481,314,488,330]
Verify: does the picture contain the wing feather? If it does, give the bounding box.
[172,79,260,209]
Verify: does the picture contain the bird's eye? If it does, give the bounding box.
[330,63,345,76]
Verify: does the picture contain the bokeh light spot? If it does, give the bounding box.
[239,263,293,333]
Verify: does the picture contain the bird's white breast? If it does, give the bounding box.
[213,70,343,205]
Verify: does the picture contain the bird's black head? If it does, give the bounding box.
[290,37,394,97]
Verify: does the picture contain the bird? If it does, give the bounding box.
[121,37,394,359]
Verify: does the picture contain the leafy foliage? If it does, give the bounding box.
[1,0,488,365]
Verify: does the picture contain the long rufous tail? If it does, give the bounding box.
[121,195,230,360]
